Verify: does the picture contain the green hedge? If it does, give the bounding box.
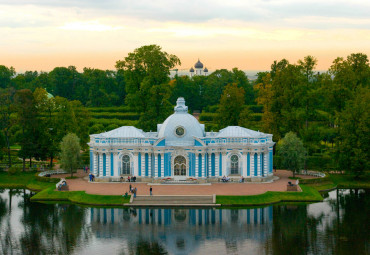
[251,113,262,121]
[90,112,140,120]
[89,118,138,127]
[299,176,331,184]
[199,112,217,121]
[87,106,133,113]
[274,155,335,171]
[35,172,60,183]
[249,105,263,113]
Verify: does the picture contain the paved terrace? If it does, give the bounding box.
[53,170,316,196]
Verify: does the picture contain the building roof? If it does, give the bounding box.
[189,67,194,72]
[194,59,203,69]
[216,126,266,138]
[203,67,208,72]
[95,126,146,138]
[158,98,205,146]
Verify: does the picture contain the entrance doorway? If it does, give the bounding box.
[174,156,186,179]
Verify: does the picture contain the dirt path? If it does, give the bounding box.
[54,170,316,196]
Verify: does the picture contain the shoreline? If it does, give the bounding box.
[1,171,368,207]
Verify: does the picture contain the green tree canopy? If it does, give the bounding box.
[60,133,81,177]
[216,83,245,129]
[277,132,306,177]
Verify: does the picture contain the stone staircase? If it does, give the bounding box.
[126,195,219,207]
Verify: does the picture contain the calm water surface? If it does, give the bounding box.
[0,189,368,255]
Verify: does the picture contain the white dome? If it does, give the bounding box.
[216,126,265,138]
[158,98,204,146]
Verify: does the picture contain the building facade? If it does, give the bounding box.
[88,97,274,182]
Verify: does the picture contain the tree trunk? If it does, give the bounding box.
[22,157,26,172]
[293,170,296,178]
[29,157,32,168]
[5,133,11,167]
[50,154,53,169]
[71,167,73,178]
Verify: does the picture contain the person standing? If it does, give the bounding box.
[129,184,132,193]
[150,186,153,196]
[134,187,137,198]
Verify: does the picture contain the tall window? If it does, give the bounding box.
[230,155,239,175]
[122,155,131,175]
[174,156,186,176]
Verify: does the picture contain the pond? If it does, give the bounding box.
[0,189,368,255]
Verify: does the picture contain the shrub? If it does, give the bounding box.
[8,166,21,175]
[199,113,217,121]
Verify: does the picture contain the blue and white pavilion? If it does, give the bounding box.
[88,98,275,182]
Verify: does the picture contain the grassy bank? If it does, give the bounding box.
[216,185,323,206]
[1,171,368,207]
[31,187,130,206]
[0,171,55,191]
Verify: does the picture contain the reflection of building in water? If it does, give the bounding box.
[90,207,272,254]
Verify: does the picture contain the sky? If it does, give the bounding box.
[0,0,369,72]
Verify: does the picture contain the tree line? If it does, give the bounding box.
[0,45,369,176]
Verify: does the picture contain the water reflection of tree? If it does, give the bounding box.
[323,189,369,255]
[18,197,90,255]
[124,239,168,255]
[268,204,323,255]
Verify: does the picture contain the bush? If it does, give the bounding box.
[199,112,217,122]
[249,105,263,113]
[8,166,21,175]
[90,112,140,120]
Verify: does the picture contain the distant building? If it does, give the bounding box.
[189,59,208,77]
[88,97,275,182]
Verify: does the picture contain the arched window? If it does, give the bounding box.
[230,155,239,175]
[174,156,186,176]
[122,155,131,175]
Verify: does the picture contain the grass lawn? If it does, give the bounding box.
[330,174,370,189]
[31,187,130,206]
[216,185,323,206]
[0,171,55,190]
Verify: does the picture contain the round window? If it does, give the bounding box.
[175,126,185,137]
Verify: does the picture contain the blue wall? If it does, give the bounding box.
[254,153,257,176]
[158,154,161,177]
[198,154,202,177]
[261,153,264,176]
[211,153,215,177]
[103,154,106,176]
[247,153,250,176]
[145,153,149,176]
[110,153,114,176]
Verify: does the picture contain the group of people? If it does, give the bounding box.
[221,176,245,183]
[88,173,95,182]
[83,166,89,173]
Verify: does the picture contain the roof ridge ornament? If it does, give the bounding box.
[174,97,188,113]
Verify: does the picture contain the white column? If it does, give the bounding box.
[133,153,138,177]
[94,152,98,175]
[141,153,145,177]
[222,152,227,176]
[195,153,199,177]
[264,152,268,176]
[106,153,110,176]
[99,153,103,177]
[201,153,205,177]
[160,153,164,178]
[257,153,261,177]
[114,152,119,177]
[154,153,158,178]
[251,152,255,177]
[215,153,219,177]
[242,151,247,177]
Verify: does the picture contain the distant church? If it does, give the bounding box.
[189,59,208,77]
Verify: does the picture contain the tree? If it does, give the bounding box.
[216,83,245,128]
[0,88,15,166]
[335,87,369,177]
[277,132,306,177]
[0,65,15,88]
[115,45,180,130]
[60,133,81,177]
